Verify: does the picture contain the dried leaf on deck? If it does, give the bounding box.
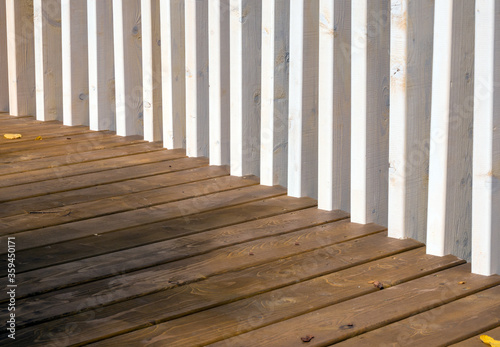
[4,133,22,139]
[480,335,500,346]
[300,335,314,342]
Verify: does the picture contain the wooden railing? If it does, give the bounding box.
[0,0,498,275]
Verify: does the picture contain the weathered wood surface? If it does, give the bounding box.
[0,116,496,347]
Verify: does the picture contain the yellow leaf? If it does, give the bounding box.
[3,133,22,139]
[35,136,43,140]
[480,335,500,346]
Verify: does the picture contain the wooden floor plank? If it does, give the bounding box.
[450,325,500,346]
[0,175,256,234]
[9,196,318,273]
[6,230,404,333]
[0,184,285,252]
[336,285,500,347]
[0,124,92,144]
[204,265,500,347]
[9,248,462,346]
[0,166,229,218]
[0,149,188,192]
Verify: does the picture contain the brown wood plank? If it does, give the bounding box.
[0,142,170,175]
[0,148,188,191]
[0,134,144,163]
[10,196,318,273]
[0,175,257,233]
[0,184,285,252]
[335,285,500,347]
[202,265,500,347]
[450,325,500,346]
[0,166,229,218]
[8,247,461,346]
[0,124,92,144]
[7,229,402,333]
[0,114,34,120]
[11,210,350,299]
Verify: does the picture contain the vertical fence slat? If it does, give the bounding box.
[318,0,351,210]
[472,0,500,275]
[260,0,289,186]
[34,0,62,121]
[230,0,262,176]
[6,0,35,116]
[62,0,88,126]
[0,0,8,112]
[185,0,209,157]
[388,0,433,241]
[288,0,319,198]
[209,0,230,166]
[350,0,390,225]
[113,0,143,136]
[427,0,475,260]
[88,0,115,131]
[142,0,162,142]
[160,0,185,149]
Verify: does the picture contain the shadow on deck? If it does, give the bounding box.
[0,114,499,346]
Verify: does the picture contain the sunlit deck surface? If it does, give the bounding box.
[0,114,499,346]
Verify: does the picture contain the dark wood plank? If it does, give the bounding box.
[203,265,500,347]
[450,325,500,346]
[0,166,229,218]
[8,228,400,334]
[11,196,318,273]
[0,184,285,252]
[0,124,92,144]
[0,142,171,175]
[0,175,257,233]
[0,148,188,192]
[335,285,500,347]
[8,247,461,346]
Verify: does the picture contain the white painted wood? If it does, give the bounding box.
[61,0,89,126]
[88,0,115,131]
[209,0,230,166]
[160,0,185,149]
[0,0,8,112]
[427,0,475,261]
[34,0,62,121]
[260,0,289,186]
[472,0,500,276]
[388,0,433,241]
[230,0,262,176]
[142,0,162,142]
[288,0,319,198]
[318,0,351,210]
[350,0,390,224]
[6,0,36,116]
[185,0,209,157]
[113,0,143,136]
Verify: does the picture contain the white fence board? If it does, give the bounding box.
[0,0,8,112]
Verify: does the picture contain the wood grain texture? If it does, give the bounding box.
[61,0,89,126]
[6,0,36,116]
[88,0,115,131]
[142,0,162,142]
[0,0,7,111]
[209,0,230,166]
[318,0,351,211]
[260,0,289,187]
[160,0,186,149]
[230,0,262,176]
[113,0,143,136]
[472,0,500,276]
[34,0,62,122]
[185,0,209,157]
[288,0,319,199]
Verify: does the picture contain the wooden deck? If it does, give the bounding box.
[0,114,499,346]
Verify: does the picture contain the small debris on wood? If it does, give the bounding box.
[480,335,500,346]
[35,136,42,140]
[458,281,466,285]
[295,242,300,246]
[4,133,22,139]
[67,137,71,140]
[340,324,355,330]
[300,335,314,342]
[249,252,255,256]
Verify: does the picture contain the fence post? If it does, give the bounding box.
[88,0,115,131]
[6,0,36,117]
[0,0,9,112]
[350,0,390,225]
[288,0,319,198]
[317,0,351,211]
[472,0,500,275]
